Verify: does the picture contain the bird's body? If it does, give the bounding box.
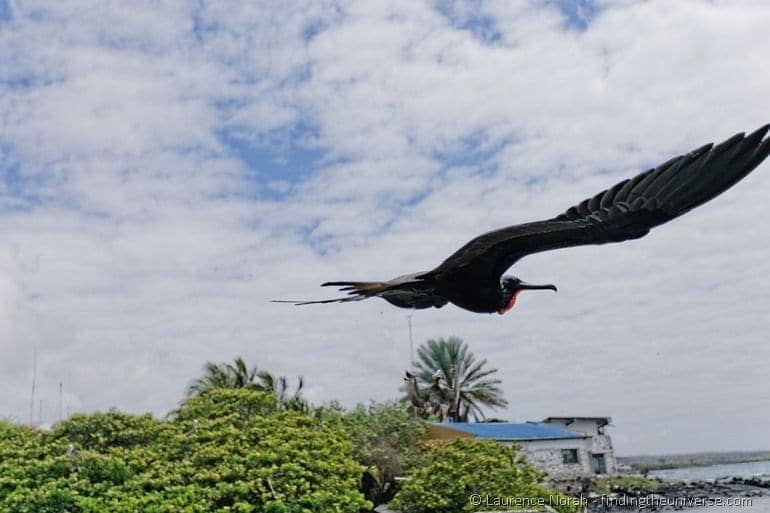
[403,369,454,420]
[277,125,770,314]
[403,370,427,410]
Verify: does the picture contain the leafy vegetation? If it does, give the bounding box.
[410,337,507,422]
[390,439,581,513]
[0,390,369,513]
[591,475,661,494]
[1,347,578,512]
[333,402,425,505]
[186,357,306,412]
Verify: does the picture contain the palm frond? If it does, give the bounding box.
[411,336,508,422]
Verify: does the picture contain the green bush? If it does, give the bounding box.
[390,438,581,513]
[2,394,579,513]
[332,401,425,505]
[56,410,173,451]
[0,390,370,513]
[591,474,660,494]
[172,388,279,424]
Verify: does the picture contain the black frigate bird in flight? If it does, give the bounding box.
[276,125,770,315]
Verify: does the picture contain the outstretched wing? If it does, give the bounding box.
[423,125,770,282]
[273,273,448,309]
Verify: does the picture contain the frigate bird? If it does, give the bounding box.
[277,125,770,314]
[403,369,454,420]
[403,370,427,411]
[426,369,452,421]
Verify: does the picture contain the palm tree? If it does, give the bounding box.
[186,357,258,396]
[411,336,507,422]
[186,356,306,411]
[256,372,307,413]
[186,361,238,396]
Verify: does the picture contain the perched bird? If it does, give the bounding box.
[426,369,452,421]
[277,126,770,314]
[403,369,454,421]
[65,443,81,461]
[403,370,427,411]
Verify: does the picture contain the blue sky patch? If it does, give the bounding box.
[0,0,12,22]
[219,125,328,200]
[546,0,597,30]
[0,155,44,211]
[433,0,502,44]
[433,131,510,171]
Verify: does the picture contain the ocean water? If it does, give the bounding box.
[649,461,770,512]
[649,460,770,480]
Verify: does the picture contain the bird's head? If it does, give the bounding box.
[498,276,557,315]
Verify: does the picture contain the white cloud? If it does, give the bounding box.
[0,0,769,454]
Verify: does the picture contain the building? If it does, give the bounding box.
[425,416,616,482]
[541,417,617,476]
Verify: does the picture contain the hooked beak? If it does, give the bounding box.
[497,282,557,315]
[517,282,557,292]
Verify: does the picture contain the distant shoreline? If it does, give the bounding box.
[583,475,769,513]
[617,451,770,472]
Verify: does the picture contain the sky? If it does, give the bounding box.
[1,0,769,456]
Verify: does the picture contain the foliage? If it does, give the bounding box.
[390,438,581,513]
[591,475,661,494]
[186,359,248,396]
[410,336,507,422]
[0,391,369,513]
[334,402,425,505]
[1,374,576,513]
[172,387,279,422]
[186,357,307,412]
[55,409,174,451]
[257,373,308,414]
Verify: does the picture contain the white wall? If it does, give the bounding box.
[501,434,617,480]
[502,438,592,480]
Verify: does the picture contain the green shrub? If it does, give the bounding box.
[172,388,279,425]
[591,475,661,494]
[0,391,369,513]
[390,438,581,513]
[55,410,172,451]
[335,402,425,505]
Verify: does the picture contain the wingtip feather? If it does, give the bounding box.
[745,137,770,170]
[745,123,770,144]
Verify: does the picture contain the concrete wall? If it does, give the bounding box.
[504,438,593,480]
[587,433,617,475]
[539,418,617,477]
[502,435,616,480]
[543,418,604,436]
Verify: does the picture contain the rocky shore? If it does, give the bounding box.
[583,476,769,512]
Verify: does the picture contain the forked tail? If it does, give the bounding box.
[272,281,388,306]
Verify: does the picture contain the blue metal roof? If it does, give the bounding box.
[437,422,586,441]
